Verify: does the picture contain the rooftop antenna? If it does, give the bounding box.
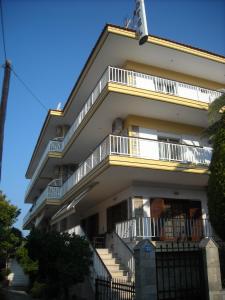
[132,0,149,45]
[56,102,62,110]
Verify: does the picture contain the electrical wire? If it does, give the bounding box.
[11,68,48,112]
[0,0,7,61]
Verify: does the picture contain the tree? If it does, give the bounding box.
[0,191,21,263]
[24,229,92,299]
[206,93,225,240]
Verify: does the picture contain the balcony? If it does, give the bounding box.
[26,66,220,201]
[24,135,212,227]
[23,179,62,227]
[115,217,213,241]
[61,134,212,198]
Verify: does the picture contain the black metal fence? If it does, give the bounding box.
[156,242,207,300]
[95,277,135,300]
[218,241,225,289]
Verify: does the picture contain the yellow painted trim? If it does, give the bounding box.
[48,152,63,159]
[108,26,225,64]
[123,61,224,91]
[125,115,204,136]
[108,82,209,110]
[50,110,63,116]
[108,155,209,174]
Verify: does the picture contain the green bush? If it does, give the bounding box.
[30,281,46,298]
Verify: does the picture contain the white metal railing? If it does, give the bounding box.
[66,225,111,288]
[108,66,223,103]
[110,135,212,165]
[115,217,213,241]
[61,137,109,197]
[26,66,222,201]
[23,178,62,226]
[25,140,62,199]
[61,134,212,198]
[112,232,135,280]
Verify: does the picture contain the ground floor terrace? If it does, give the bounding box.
[51,183,212,244]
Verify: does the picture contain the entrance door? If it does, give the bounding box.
[81,213,99,241]
[107,201,128,233]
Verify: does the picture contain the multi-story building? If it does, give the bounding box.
[23,24,225,286]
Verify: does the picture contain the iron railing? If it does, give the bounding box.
[115,217,213,241]
[26,66,221,200]
[95,277,135,300]
[156,242,206,300]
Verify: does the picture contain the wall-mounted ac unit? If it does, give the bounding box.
[112,118,124,135]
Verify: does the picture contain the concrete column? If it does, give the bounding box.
[134,239,157,300]
[199,238,224,300]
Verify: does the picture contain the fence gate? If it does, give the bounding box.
[156,242,207,300]
[95,277,135,300]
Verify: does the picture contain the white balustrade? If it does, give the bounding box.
[23,179,62,226]
[115,217,213,240]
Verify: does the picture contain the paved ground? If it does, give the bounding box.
[3,288,32,300]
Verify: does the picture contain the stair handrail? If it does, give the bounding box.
[112,231,135,281]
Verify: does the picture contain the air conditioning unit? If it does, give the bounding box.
[112,118,124,134]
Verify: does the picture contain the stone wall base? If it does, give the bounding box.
[209,290,225,300]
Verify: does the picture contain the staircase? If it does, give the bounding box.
[96,248,129,281]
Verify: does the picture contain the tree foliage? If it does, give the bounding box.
[0,191,21,261]
[22,229,92,299]
[206,94,225,241]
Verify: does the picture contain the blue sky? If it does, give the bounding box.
[0,0,225,232]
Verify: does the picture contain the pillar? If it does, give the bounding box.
[134,239,157,300]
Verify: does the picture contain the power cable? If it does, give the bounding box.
[11,68,48,112]
[0,0,7,61]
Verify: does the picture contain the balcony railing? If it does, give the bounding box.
[115,217,213,241]
[25,139,63,199]
[23,178,62,226]
[26,66,221,200]
[61,134,212,198]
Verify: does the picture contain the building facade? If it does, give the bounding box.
[23,25,225,290]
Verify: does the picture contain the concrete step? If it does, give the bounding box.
[107,265,126,272]
[96,248,110,254]
[96,247,129,282]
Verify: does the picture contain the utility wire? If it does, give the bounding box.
[11,68,48,112]
[0,0,7,61]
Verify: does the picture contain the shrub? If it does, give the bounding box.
[30,281,46,298]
